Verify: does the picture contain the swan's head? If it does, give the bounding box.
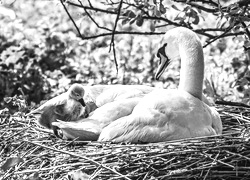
[155,27,199,80]
[68,84,86,107]
[155,29,182,80]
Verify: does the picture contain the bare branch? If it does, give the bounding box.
[67,1,116,15]
[60,0,84,38]
[203,27,234,48]
[109,0,123,73]
[173,0,219,8]
[241,22,250,40]
[64,0,248,53]
[77,0,112,32]
[82,31,165,40]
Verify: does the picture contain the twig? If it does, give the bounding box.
[241,22,250,40]
[109,0,123,73]
[14,162,85,174]
[67,1,117,15]
[77,0,112,32]
[86,0,93,8]
[215,100,250,108]
[203,27,234,48]
[23,140,131,180]
[5,126,30,141]
[60,0,84,39]
[83,31,165,40]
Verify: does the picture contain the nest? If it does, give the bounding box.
[1,104,250,180]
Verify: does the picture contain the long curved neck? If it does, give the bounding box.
[178,40,204,100]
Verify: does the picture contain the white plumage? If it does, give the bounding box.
[98,27,222,143]
[29,84,154,132]
[30,27,222,143]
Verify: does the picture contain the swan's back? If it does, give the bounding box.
[85,85,154,107]
[99,89,222,143]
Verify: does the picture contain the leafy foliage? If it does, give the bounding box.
[0,0,250,111]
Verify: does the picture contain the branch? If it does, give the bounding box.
[109,0,123,73]
[77,0,112,32]
[64,0,248,51]
[67,1,116,15]
[173,0,219,8]
[241,22,250,40]
[203,27,234,48]
[82,31,165,40]
[186,2,218,13]
[60,0,84,39]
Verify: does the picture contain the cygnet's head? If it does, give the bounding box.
[68,84,86,107]
[155,27,200,80]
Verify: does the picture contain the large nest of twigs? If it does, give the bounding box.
[1,104,250,180]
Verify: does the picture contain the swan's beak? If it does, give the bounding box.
[78,98,86,107]
[155,54,170,80]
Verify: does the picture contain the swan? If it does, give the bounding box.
[97,27,222,143]
[27,84,87,129]
[52,97,144,140]
[30,83,154,130]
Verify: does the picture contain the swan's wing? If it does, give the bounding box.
[95,85,154,107]
[209,107,223,134]
[97,98,180,143]
[51,97,143,141]
[98,111,178,143]
[52,119,101,141]
[98,89,222,143]
[89,97,142,128]
[83,85,110,103]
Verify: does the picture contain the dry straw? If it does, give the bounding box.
[1,104,250,179]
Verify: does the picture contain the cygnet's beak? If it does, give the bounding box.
[78,98,86,107]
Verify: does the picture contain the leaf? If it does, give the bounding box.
[171,4,179,11]
[121,18,130,25]
[192,15,200,25]
[129,17,137,25]
[154,6,161,17]
[136,15,144,27]
[174,14,186,22]
[229,17,236,28]
[123,10,136,18]
[159,3,166,14]
[239,16,250,22]
[106,7,116,12]
[150,22,155,32]
[1,157,24,171]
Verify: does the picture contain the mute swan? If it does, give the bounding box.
[27,84,86,129]
[30,83,154,130]
[98,27,222,143]
[82,84,154,107]
[52,97,143,140]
